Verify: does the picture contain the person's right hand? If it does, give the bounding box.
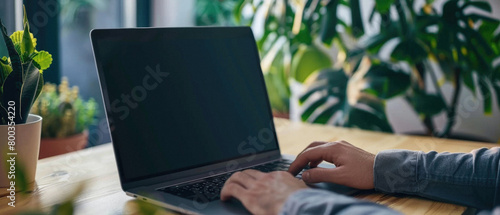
[288,140,376,189]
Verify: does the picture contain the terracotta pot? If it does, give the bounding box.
[39,130,88,159]
[272,111,290,119]
[0,114,42,190]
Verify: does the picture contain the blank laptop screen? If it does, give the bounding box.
[91,27,279,183]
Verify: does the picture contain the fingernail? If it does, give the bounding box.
[303,172,309,181]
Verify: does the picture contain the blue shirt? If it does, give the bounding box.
[280,147,500,215]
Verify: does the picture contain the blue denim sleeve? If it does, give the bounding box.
[374,147,500,210]
[279,189,401,215]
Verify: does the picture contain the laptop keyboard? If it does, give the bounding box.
[157,159,308,203]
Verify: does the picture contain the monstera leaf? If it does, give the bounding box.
[360,62,411,99]
[299,68,393,132]
[344,97,393,132]
[391,39,428,63]
[320,0,340,46]
[374,0,395,14]
[299,68,348,124]
[409,90,447,117]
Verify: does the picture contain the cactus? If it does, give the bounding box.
[0,6,53,125]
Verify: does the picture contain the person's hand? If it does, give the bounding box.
[288,140,375,189]
[220,169,308,215]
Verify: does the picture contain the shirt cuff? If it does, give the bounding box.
[374,149,420,194]
[280,189,347,215]
[280,188,402,215]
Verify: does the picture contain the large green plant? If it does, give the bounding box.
[0,6,53,125]
[235,0,499,137]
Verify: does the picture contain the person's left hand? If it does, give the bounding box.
[220,169,308,215]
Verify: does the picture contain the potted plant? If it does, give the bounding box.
[0,6,53,189]
[31,77,97,159]
[234,0,500,140]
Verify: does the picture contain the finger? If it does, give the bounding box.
[291,142,329,171]
[220,183,249,201]
[242,169,266,179]
[288,145,331,175]
[298,141,328,156]
[224,171,256,189]
[309,160,322,168]
[302,166,343,184]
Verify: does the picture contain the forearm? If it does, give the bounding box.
[280,189,401,215]
[374,147,500,209]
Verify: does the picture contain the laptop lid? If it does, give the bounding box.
[90,27,281,190]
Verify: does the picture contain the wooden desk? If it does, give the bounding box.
[1,118,497,214]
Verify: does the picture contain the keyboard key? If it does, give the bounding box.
[158,159,306,202]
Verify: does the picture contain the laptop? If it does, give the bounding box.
[90,26,356,214]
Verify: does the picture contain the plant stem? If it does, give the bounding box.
[426,60,448,110]
[415,62,436,136]
[423,117,435,136]
[404,93,434,135]
[439,67,461,138]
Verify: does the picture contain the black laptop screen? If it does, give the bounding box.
[91,27,279,182]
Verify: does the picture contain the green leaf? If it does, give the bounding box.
[301,97,328,121]
[350,0,364,38]
[233,0,247,24]
[21,6,34,59]
[0,58,12,85]
[34,74,44,102]
[1,18,24,124]
[299,69,348,103]
[468,24,497,57]
[320,0,339,46]
[299,68,348,123]
[9,31,37,48]
[391,39,428,63]
[362,32,397,54]
[311,102,344,124]
[291,44,332,83]
[375,0,395,14]
[411,92,446,116]
[33,51,52,71]
[442,0,460,25]
[462,69,476,93]
[19,61,40,122]
[478,20,500,45]
[346,105,393,132]
[362,62,411,99]
[294,24,313,45]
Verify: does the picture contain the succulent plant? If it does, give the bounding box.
[31,77,97,138]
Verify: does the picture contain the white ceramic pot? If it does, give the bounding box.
[0,114,42,190]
